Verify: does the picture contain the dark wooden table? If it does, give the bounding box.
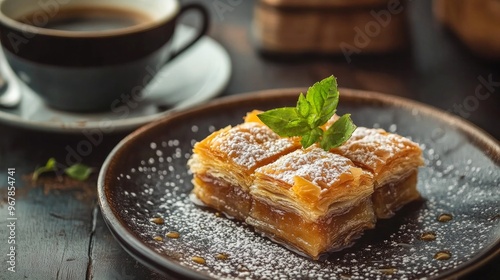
[0,0,498,279]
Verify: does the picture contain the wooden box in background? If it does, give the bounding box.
[252,0,410,56]
[434,0,500,60]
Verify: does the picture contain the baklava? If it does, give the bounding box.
[330,127,424,218]
[248,147,375,259]
[188,121,301,220]
[189,112,423,259]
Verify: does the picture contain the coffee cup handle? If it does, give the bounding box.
[168,3,210,62]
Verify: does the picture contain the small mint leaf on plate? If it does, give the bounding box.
[64,164,94,181]
[32,157,57,181]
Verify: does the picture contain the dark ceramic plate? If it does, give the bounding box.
[98,88,500,280]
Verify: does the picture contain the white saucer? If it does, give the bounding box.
[0,25,231,133]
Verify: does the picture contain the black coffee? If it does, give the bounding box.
[19,6,152,32]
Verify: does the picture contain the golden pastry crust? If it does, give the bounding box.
[372,170,420,218]
[252,146,374,221]
[247,196,375,259]
[189,122,301,191]
[191,177,253,220]
[328,126,423,218]
[243,110,265,124]
[331,127,424,188]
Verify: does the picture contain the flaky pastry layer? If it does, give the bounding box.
[188,122,300,191]
[372,170,420,218]
[252,147,374,222]
[331,127,424,188]
[247,197,376,259]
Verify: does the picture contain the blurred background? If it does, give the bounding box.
[180,0,499,139]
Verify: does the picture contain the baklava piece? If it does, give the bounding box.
[248,147,375,259]
[189,110,423,259]
[331,127,424,218]
[188,122,301,220]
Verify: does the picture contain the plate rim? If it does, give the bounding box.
[98,87,500,279]
[0,33,231,134]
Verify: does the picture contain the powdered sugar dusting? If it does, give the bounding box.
[211,122,298,169]
[256,147,353,189]
[334,127,420,173]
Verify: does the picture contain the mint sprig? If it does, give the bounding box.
[257,75,356,150]
[32,158,57,181]
[32,158,94,182]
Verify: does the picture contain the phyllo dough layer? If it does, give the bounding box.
[188,122,301,219]
[248,147,376,258]
[330,127,424,218]
[251,147,374,222]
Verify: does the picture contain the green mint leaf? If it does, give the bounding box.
[257,107,307,137]
[284,118,312,136]
[306,75,339,127]
[46,158,57,169]
[64,164,94,181]
[32,157,57,181]
[296,93,311,119]
[301,128,323,149]
[321,114,357,150]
